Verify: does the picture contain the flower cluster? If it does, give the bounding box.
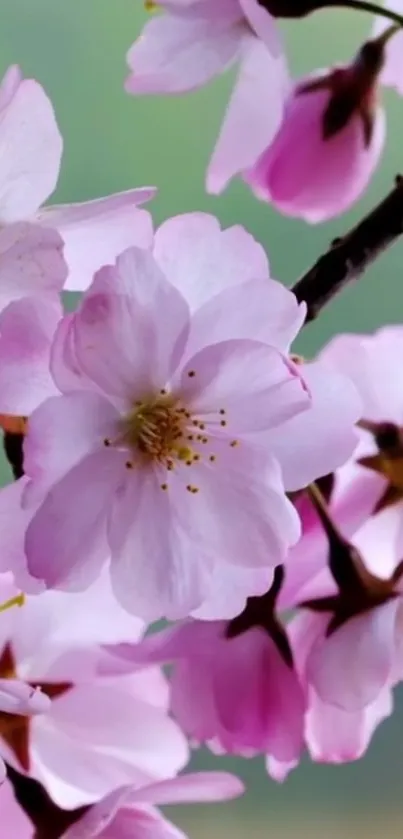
[2,0,403,834]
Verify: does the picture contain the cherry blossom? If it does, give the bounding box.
[126,0,289,193]
[0,571,188,809]
[0,64,155,291]
[246,37,387,221]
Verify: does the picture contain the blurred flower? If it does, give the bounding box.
[0,65,155,291]
[126,0,289,193]
[103,568,306,779]
[0,570,188,809]
[246,36,389,221]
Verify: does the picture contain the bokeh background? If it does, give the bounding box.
[2,1,403,836]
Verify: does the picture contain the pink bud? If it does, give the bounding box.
[246,40,387,222]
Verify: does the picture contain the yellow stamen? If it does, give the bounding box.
[0,593,25,614]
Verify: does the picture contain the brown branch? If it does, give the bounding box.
[292,176,403,322]
[7,766,87,838]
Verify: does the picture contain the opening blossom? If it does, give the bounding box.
[0,64,156,292]
[246,36,388,222]
[126,0,289,193]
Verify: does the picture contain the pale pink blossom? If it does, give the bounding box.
[103,610,306,776]
[63,772,244,839]
[373,1,403,95]
[0,64,155,291]
[126,1,289,193]
[246,40,386,222]
[20,245,313,620]
[0,571,188,809]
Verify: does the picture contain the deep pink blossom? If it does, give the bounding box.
[63,772,244,839]
[126,1,289,193]
[0,571,188,809]
[0,65,155,291]
[103,616,306,778]
[246,40,386,221]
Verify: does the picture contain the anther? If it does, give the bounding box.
[199,423,205,430]
[209,455,216,462]
[191,487,199,494]
[160,388,167,395]
[125,461,134,469]
[187,370,196,378]
[220,420,227,427]
[219,409,226,415]
[103,438,111,447]
[187,435,194,441]
[230,440,239,447]
[160,483,168,491]
[202,437,208,444]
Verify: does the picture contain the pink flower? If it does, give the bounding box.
[126,1,289,193]
[246,39,386,222]
[64,772,244,839]
[288,611,393,766]
[20,244,313,620]
[0,65,155,291]
[0,571,188,808]
[103,573,306,777]
[373,1,403,95]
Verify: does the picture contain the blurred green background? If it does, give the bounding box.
[2,1,403,836]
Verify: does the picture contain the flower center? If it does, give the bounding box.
[104,377,239,493]
[122,393,193,464]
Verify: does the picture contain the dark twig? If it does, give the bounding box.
[7,766,87,838]
[258,0,403,23]
[292,176,403,323]
[3,431,25,479]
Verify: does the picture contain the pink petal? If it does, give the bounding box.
[24,391,120,496]
[126,13,243,95]
[265,359,361,491]
[0,296,60,415]
[0,222,67,309]
[153,213,269,312]
[306,686,393,764]
[0,679,50,714]
[192,563,273,620]
[0,76,62,221]
[0,478,42,592]
[25,449,124,591]
[207,34,289,193]
[33,685,189,808]
[373,0,403,95]
[38,190,155,292]
[185,278,306,359]
[177,339,310,432]
[64,796,187,839]
[109,469,213,620]
[128,772,245,806]
[320,327,403,423]
[306,600,400,711]
[174,441,301,568]
[73,248,190,401]
[0,65,22,111]
[50,313,97,394]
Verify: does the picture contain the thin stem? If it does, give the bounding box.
[292,176,403,322]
